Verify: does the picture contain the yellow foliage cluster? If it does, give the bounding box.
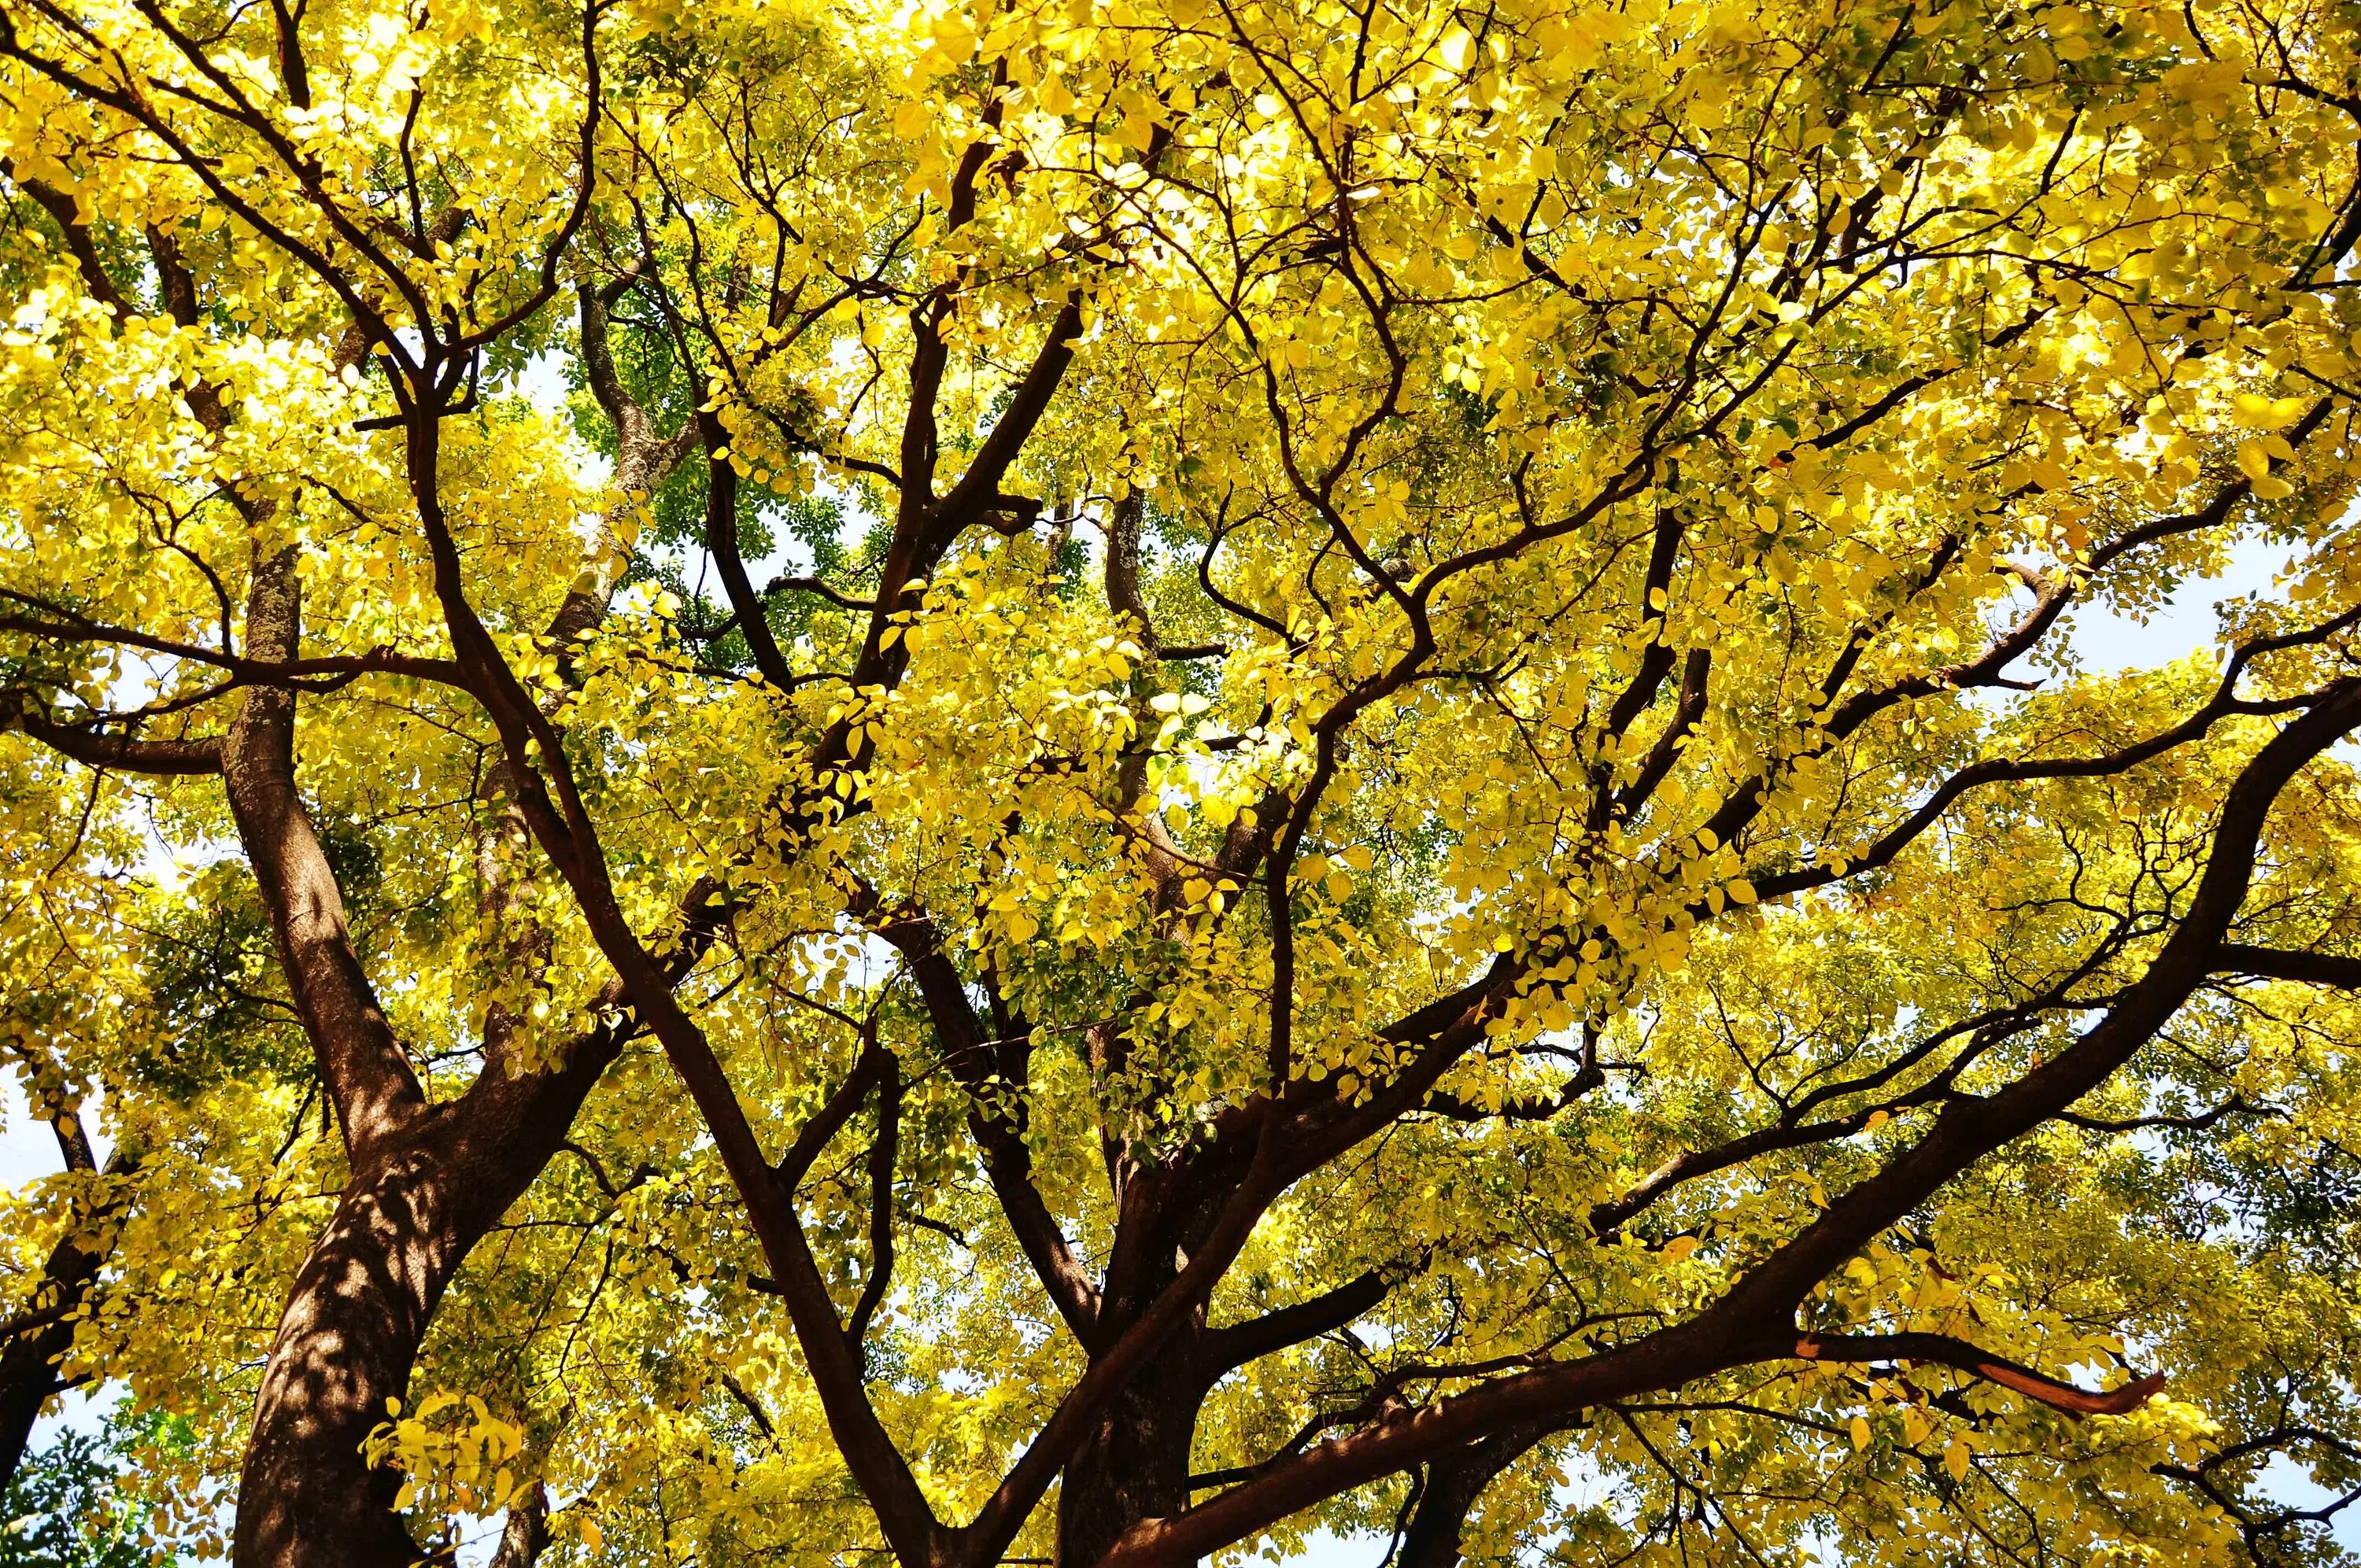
[1,0,2358,1560]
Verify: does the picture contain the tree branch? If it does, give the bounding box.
[0,694,222,775]
[1792,1332,2163,1417]
[2213,943,2361,990]
[1200,1270,1390,1376]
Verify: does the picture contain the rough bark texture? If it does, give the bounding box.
[1056,1334,1211,1568]
[220,552,427,1153]
[0,228,692,1559]
[216,548,427,1567]
[220,552,628,1568]
[489,1481,552,1567]
[214,277,690,1564]
[231,1071,613,1568]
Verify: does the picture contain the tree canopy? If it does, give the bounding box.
[2,0,2359,1562]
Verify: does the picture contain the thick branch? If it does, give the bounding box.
[891,930,1103,1344]
[486,1484,551,1568]
[2213,943,2361,989]
[696,408,796,691]
[1094,679,2361,1568]
[8,167,130,316]
[1396,1421,1556,1568]
[1199,1270,1389,1375]
[0,1143,137,1489]
[848,1052,903,1359]
[220,550,427,1157]
[0,695,222,775]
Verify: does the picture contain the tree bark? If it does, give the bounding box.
[1056,1334,1211,1568]
[220,552,427,1153]
[0,1142,137,1490]
[489,1481,551,1567]
[231,1060,616,1568]
[219,549,634,1567]
[1395,1425,1553,1568]
[219,272,697,1562]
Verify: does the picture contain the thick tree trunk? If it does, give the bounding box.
[1055,1167,1263,1568]
[1056,1334,1210,1568]
[232,1057,615,1568]
[220,549,629,1566]
[235,1132,464,1567]
[0,1256,80,1488]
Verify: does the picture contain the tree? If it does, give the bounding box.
[1,1404,189,1568]
[1,0,2359,1562]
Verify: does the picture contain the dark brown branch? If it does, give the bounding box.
[1092,678,2361,1568]
[2056,1094,2280,1135]
[889,931,1104,1344]
[0,693,222,775]
[221,551,427,1157]
[2213,943,2361,990]
[716,1367,781,1447]
[486,1483,550,1568]
[696,408,796,692]
[0,598,467,692]
[1200,1270,1390,1375]
[847,1051,903,1359]
[1792,1332,2163,1417]
[0,1143,137,1489]
[774,1048,885,1190]
[763,574,876,614]
[1396,1421,1557,1568]
[6,166,129,316]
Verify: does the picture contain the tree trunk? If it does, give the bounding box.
[0,1146,136,1489]
[232,1057,615,1568]
[488,1481,551,1567]
[1395,1425,1554,1568]
[1056,1334,1210,1568]
[234,1132,463,1567]
[216,330,688,1555]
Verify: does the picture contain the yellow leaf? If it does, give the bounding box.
[2233,391,2307,429]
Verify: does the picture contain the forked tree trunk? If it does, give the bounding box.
[1395,1424,1554,1568]
[235,1133,464,1566]
[0,227,670,1563]
[232,1064,614,1568]
[220,552,624,1566]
